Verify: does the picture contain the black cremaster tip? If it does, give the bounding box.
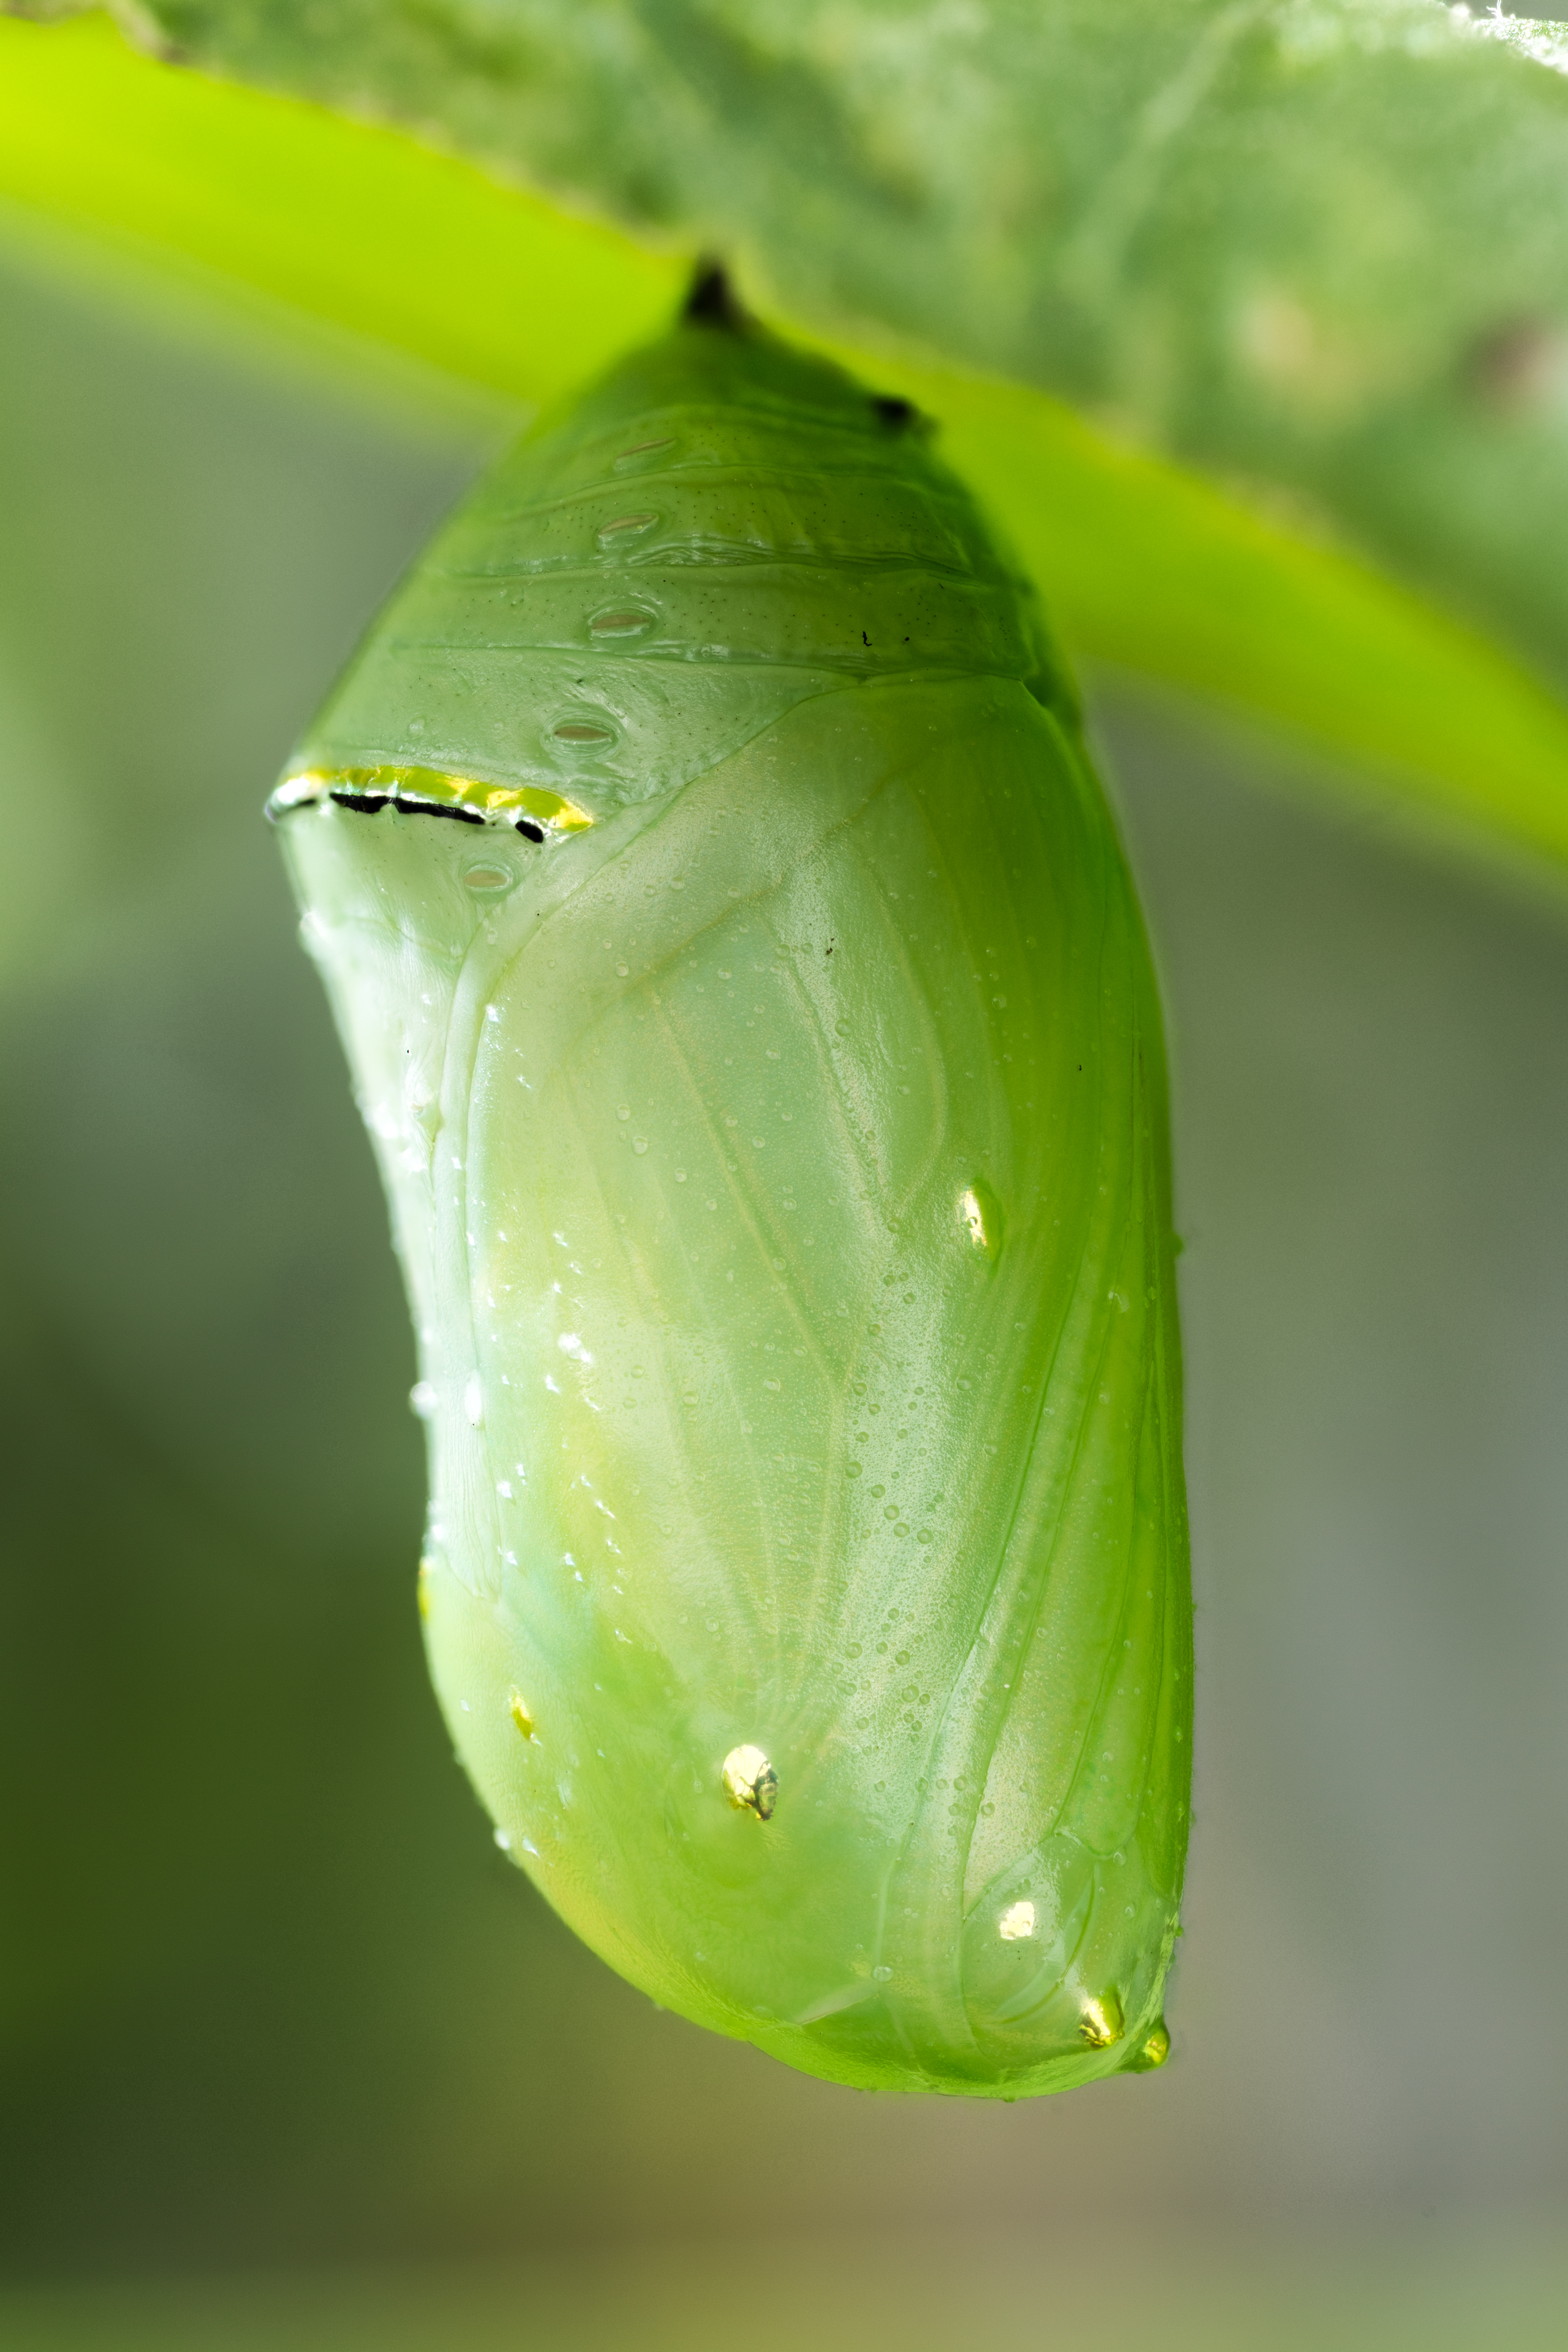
[683,261,751,332]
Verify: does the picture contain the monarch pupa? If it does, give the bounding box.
[271,271,1191,2097]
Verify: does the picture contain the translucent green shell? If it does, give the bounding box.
[272,297,1191,2097]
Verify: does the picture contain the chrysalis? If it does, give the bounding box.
[271,272,1191,2097]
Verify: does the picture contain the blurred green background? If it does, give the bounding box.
[1,207,1566,2346]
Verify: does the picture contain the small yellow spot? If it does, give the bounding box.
[1128,2020,1171,2072]
[508,1690,535,1741]
[1078,1990,1126,2050]
[960,1187,987,1249]
[721,1743,777,1820]
[416,1558,434,1619]
[998,1900,1035,1941]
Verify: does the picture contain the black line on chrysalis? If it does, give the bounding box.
[397,797,486,824]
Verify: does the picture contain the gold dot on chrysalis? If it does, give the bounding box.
[508,1690,536,1741]
[1128,2019,1171,2072]
[1078,1990,1125,2050]
[959,1178,1001,1259]
[721,1743,777,1820]
[416,1559,434,1619]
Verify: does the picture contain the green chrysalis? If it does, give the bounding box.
[271,273,1191,2097]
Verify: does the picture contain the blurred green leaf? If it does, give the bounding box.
[5,10,1568,867]
[51,0,1568,693]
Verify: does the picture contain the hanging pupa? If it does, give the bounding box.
[270,270,1191,2096]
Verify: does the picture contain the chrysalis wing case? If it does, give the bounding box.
[271,274,1191,2097]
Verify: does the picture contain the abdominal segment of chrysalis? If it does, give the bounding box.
[271,270,1192,2097]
